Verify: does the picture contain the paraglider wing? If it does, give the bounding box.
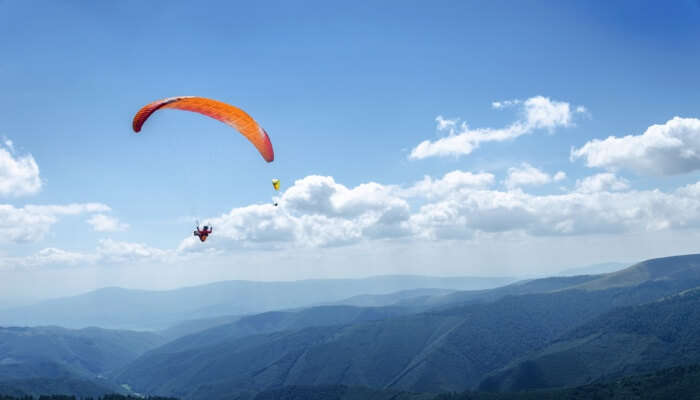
[132,96,274,162]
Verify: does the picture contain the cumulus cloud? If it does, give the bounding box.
[409,177,700,239]
[96,239,168,263]
[575,173,630,193]
[87,214,129,232]
[177,169,700,251]
[0,203,110,243]
[403,170,495,199]
[504,163,565,189]
[0,140,41,196]
[571,117,700,175]
[410,96,584,159]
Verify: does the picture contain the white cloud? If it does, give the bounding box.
[0,203,110,243]
[492,99,521,109]
[177,170,700,251]
[410,96,582,159]
[97,239,168,263]
[408,178,700,239]
[553,171,567,181]
[521,95,573,131]
[0,140,41,197]
[87,214,129,232]
[571,117,700,175]
[435,116,458,131]
[3,239,173,269]
[575,173,630,193]
[23,248,95,267]
[402,170,495,199]
[504,163,557,189]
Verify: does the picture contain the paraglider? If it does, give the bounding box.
[132,96,276,242]
[132,96,274,162]
[272,178,281,206]
[194,224,213,242]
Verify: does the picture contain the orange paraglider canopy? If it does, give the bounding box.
[132,96,274,162]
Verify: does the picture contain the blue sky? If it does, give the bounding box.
[2,1,700,303]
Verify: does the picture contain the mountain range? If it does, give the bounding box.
[2,254,700,399]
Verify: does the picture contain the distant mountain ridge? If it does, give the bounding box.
[556,262,630,276]
[0,275,515,330]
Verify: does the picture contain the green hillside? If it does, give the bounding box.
[480,287,700,391]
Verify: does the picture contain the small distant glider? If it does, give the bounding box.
[272,178,281,206]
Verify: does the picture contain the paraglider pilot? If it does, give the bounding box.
[194,225,213,242]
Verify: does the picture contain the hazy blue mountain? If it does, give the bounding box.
[415,275,600,310]
[556,262,630,276]
[427,254,700,310]
[160,288,455,341]
[0,326,165,380]
[0,276,515,330]
[324,288,456,308]
[159,315,242,341]
[116,254,700,399]
[572,253,700,291]
[0,326,165,397]
[479,286,700,392]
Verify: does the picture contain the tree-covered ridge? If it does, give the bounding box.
[0,396,177,400]
[480,286,700,391]
[437,364,700,399]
